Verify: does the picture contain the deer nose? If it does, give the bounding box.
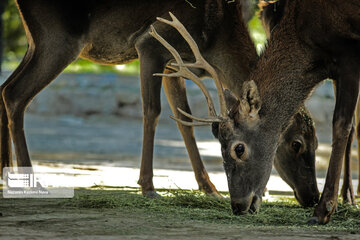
[294,188,320,207]
[231,193,261,215]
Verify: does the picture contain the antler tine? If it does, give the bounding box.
[169,115,211,127]
[149,25,218,119]
[177,108,223,123]
[157,12,227,117]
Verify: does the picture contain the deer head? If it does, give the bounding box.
[211,81,276,214]
[274,108,319,207]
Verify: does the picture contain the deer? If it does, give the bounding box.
[166,0,359,224]
[2,0,319,207]
[259,0,360,205]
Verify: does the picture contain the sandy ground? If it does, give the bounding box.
[0,190,359,240]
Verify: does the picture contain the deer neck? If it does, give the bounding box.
[253,19,328,138]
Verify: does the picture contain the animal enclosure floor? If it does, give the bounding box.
[0,189,359,240]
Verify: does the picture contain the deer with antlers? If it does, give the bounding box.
[2,0,320,208]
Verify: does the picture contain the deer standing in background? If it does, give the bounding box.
[2,0,318,207]
[167,0,359,224]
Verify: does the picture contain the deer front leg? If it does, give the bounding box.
[136,51,164,198]
[162,68,221,198]
[309,57,360,225]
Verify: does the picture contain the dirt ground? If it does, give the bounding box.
[0,189,359,240]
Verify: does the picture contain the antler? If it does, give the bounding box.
[149,12,228,126]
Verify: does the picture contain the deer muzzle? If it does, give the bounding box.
[294,186,320,207]
[231,193,261,215]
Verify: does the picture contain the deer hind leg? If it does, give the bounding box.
[310,55,360,225]
[355,98,360,196]
[340,123,356,204]
[332,80,356,204]
[0,48,34,176]
[162,68,221,198]
[136,50,164,198]
[2,39,82,169]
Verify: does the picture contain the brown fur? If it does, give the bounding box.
[226,0,360,224]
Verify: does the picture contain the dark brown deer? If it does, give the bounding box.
[260,0,359,205]
[2,0,318,206]
[241,0,360,224]
[170,0,359,224]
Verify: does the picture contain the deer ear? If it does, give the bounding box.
[239,80,261,121]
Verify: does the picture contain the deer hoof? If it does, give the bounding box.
[207,191,223,199]
[306,217,319,225]
[341,189,356,205]
[143,191,162,199]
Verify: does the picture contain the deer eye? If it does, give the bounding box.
[235,144,245,158]
[292,141,302,153]
[230,141,248,161]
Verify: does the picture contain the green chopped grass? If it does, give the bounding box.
[64,188,360,232]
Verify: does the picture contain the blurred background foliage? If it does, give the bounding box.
[1,0,266,75]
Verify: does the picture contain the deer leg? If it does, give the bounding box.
[162,68,221,197]
[332,82,356,204]
[0,48,33,176]
[355,99,360,196]
[136,53,164,198]
[309,57,360,225]
[2,41,82,169]
[340,123,356,204]
[0,90,11,175]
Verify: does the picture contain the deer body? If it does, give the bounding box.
[1,0,257,197]
[3,0,319,208]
